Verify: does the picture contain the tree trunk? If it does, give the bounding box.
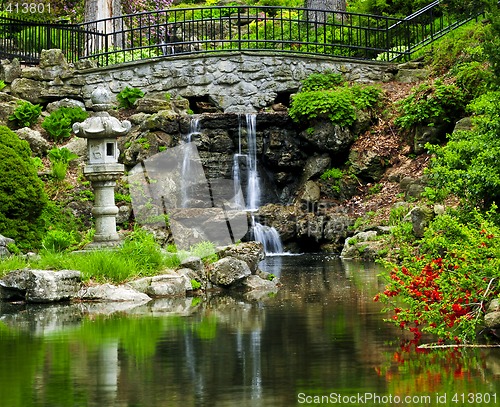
[85,0,123,50]
[305,0,347,23]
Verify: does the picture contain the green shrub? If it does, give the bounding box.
[290,75,382,126]
[301,71,345,92]
[395,80,467,129]
[422,21,489,74]
[8,100,42,128]
[0,126,48,249]
[0,80,5,91]
[42,107,88,141]
[117,86,145,109]
[453,61,495,100]
[290,88,357,125]
[320,168,343,180]
[426,91,500,209]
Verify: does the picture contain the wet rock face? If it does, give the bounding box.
[255,203,354,252]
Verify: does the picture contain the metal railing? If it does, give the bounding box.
[0,2,489,66]
[0,16,83,64]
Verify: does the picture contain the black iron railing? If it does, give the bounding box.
[0,2,488,66]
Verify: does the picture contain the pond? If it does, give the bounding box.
[0,254,498,407]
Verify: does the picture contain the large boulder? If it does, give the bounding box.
[38,48,73,80]
[299,119,354,153]
[127,271,189,297]
[209,256,251,287]
[77,283,151,302]
[341,231,382,260]
[218,241,265,274]
[10,77,48,104]
[301,154,331,181]
[15,127,50,156]
[0,58,21,83]
[348,149,386,182]
[0,269,82,303]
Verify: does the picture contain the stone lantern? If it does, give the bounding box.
[73,87,131,247]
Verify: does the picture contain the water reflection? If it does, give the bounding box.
[0,255,498,407]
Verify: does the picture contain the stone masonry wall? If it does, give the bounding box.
[3,49,396,113]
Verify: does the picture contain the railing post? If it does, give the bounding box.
[238,8,241,51]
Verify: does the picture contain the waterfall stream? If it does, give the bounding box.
[180,117,201,208]
[233,114,283,254]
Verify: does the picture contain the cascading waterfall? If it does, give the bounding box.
[252,221,284,254]
[233,113,283,254]
[245,114,261,211]
[180,117,201,207]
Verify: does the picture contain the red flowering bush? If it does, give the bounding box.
[376,210,499,343]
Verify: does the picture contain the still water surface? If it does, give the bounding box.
[0,254,498,406]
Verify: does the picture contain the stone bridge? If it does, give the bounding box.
[3,49,400,113]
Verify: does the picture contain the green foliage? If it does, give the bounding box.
[8,100,42,128]
[191,279,202,289]
[290,72,382,126]
[42,230,78,253]
[389,205,409,226]
[320,167,343,181]
[395,80,466,129]
[300,71,345,92]
[420,186,448,204]
[368,183,382,195]
[117,86,145,109]
[453,61,495,100]
[48,147,78,181]
[42,107,88,141]
[422,21,489,75]
[0,80,5,91]
[290,88,356,125]
[91,46,162,65]
[425,91,500,209]
[190,240,218,263]
[0,126,48,249]
[119,227,165,272]
[483,0,500,84]
[320,167,344,193]
[376,210,500,344]
[441,0,485,17]
[353,0,432,17]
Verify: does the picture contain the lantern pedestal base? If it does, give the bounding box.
[85,164,124,248]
